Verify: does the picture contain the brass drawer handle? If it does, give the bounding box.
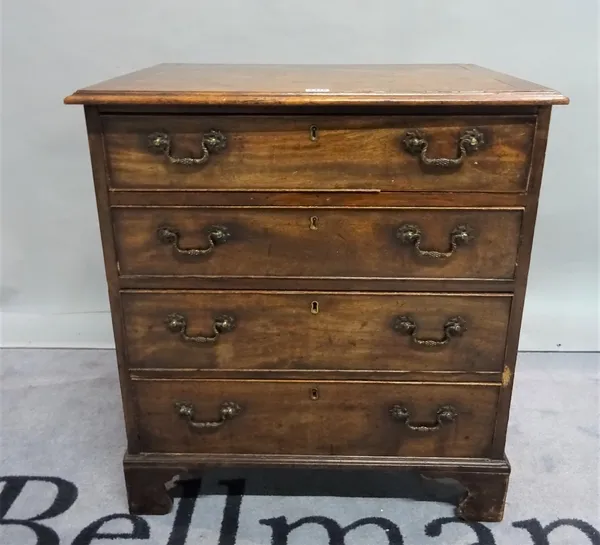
[390,405,457,432]
[157,225,230,256]
[148,130,227,165]
[396,224,474,258]
[393,316,467,346]
[402,128,484,167]
[175,401,242,429]
[165,313,236,343]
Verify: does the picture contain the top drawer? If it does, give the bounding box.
[102,115,535,192]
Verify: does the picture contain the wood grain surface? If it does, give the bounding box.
[121,290,512,373]
[64,64,568,106]
[133,379,500,457]
[103,115,535,192]
[113,207,522,280]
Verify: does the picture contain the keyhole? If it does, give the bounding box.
[310,387,320,400]
[309,125,319,141]
[311,301,319,314]
[309,216,319,230]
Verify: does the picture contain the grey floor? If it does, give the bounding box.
[1,349,599,545]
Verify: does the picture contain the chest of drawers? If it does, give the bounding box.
[65,64,567,522]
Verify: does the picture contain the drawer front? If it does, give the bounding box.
[103,115,534,192]
[122,291,511,372]
[113,208,522,280]
[134,380,499,457]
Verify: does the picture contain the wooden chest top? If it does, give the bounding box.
[64,63,568,106]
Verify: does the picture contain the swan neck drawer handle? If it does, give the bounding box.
[157,225,230,256]
[390,405,458,432]
[396,224,474,258]
[402,128,484,167]
[393,316,467,347]
[175,401,242,430]
[165,313,236,343]
[148,130,227,165]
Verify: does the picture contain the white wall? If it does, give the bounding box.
[1,0,598,350]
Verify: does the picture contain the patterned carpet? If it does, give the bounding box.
[1,349,598,545]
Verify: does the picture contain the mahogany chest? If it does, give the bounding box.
[65,64,567,521]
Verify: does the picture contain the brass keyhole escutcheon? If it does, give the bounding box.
[309,125,319,141]
[309,216,319,230]
[310,387,320,400]
[311,301,319,314]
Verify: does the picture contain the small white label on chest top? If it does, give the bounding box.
[305,88,330,92]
